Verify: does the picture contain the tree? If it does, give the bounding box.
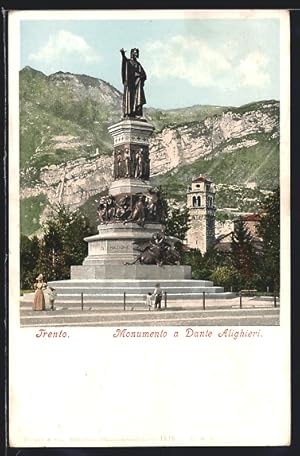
[164,205,190,241]
[37,224,64,280]
[210,264,241,291]
[202,248,229,279]
[36,204,94,281]
[258,187,280,292]
[181,247,229,281]
[20,235,40,289]
[181,248,203,279]
[230,219,259,289]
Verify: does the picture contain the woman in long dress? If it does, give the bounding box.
[33,274,46,311]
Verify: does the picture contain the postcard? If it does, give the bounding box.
[8,9,290,446]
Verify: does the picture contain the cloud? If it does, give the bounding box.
[29,30,100,64]
[144,35,271,90]
[144,35,232,88]
[237,51,270,88]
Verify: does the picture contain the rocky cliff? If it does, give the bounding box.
[150,101,278,175]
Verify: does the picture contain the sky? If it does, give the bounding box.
[20,16,280,109]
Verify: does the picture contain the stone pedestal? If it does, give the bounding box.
[109,178,152,196]
[71,265,192,280]
[77,222,164,268]
[69,118,190,280]
[108,119,154,184]
[108,119,154,148]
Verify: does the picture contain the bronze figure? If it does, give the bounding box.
[127,232,181,266]
[120,48,146,118]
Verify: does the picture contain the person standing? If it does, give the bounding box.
[33,274,46,311]
[153,283,163,310]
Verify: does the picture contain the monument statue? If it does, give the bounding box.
[120,48,147,118]
[48,41,227,305]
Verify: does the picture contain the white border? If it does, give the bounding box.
[8,10,290,447]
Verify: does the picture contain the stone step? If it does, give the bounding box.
[46,286,224,295]
[70,264,192,280]
[48,279,215,288]
[34,277,236,306]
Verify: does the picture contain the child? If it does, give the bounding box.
[47,286,57,311]
[145,292,153,311]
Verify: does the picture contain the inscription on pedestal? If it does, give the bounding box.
[107,241,132,253]
[89,240,107,255]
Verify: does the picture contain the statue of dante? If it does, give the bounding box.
[120,48,146,118]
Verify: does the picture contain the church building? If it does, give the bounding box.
[186,175,216,254]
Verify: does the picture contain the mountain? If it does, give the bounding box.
[19,67,279,236]
[20,66,122,172]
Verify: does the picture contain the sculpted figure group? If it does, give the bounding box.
[113,147,150,180]
[129,232,181,266]
[97,188,166,227]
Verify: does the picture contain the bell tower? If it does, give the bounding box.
[186,175,216,254]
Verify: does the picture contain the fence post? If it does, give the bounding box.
[274,293,277,308]
[164,292,167,309]
[81,292,83,311]
[203,291,206,310]
[239,291,242,309]
[123,292,126,311]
